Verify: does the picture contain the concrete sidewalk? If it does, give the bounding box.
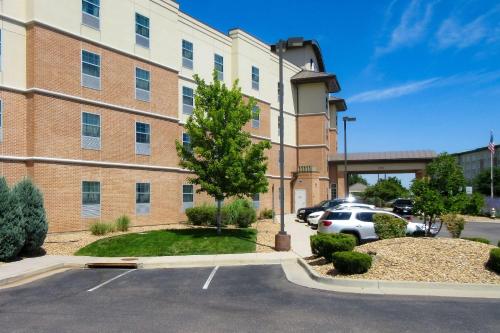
[283,214,315,257]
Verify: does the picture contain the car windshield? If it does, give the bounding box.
[316,200,329,207]
[396,200,413,205]
[322,211,352,220]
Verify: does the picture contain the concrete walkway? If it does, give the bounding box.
[282,214,316,257]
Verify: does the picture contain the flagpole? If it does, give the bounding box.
[492,146,494,198]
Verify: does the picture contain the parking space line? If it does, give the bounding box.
[87,269,136,292]
[202,266,219,290]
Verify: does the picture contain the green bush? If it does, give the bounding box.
[310,234,320,255]
[498,240,500,248]
[442,213,466,238]
[332,251,372,274]
[0,178,26,261]
[12,179,48,253]
[236,207,256,228]
[487,248,500,274]
[115,215,131,232]
[90,221,115,236]
[315,233,356,262]
[224,199,254,225]
[462,237,490,245]
[259,208,274,219]
[186,204,217,226]
[373,213,407,239]
[463,193,485,215]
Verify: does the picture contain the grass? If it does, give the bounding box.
[75,228,257,257]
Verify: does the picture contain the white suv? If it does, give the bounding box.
[317,208,428,243]
[307,203,376,229]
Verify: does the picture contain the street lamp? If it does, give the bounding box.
[275,37,303,252]
[343,116,356,197]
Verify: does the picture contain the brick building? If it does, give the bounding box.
[0,0,346,232]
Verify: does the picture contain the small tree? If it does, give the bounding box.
[0,178,25,261]
[426,153,466,197]
[411,178,445,236]
[176,74,271,234]
[12,178,48,253]
[363,177,408,203]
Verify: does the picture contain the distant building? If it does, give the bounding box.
[453,145,500,183]
[349,183,368,196]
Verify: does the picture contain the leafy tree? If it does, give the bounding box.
[0,178,25,261]
[176,73,271,234]
[411,178,445,236]
[348,174,368,187]
[12,178,48,253]
[474,167,500,197]
[426,153,466,197]
[363,177,408,203]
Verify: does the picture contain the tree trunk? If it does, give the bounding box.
[216,199,222,235]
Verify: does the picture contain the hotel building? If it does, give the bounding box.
[0,0,346,232]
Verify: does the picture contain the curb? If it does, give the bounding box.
[293,258,500,298]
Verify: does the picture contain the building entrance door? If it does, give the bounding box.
[294,189,306,212]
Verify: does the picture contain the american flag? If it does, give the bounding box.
[489,131,495,154]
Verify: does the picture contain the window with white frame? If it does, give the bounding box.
[135,13,150,48]
[182,86,194,115]
[135,67,150,102]
[81,50,101,90]
[81,112,101,150]
[252,106,260,128]
[135,122,151,155]
[182,132,191,151]
[82,181,100,218]
[182,40,193,69]
[252,193,260,209]
[136,182,151,215]
[82,0,100,29]
[252,66,260,90]
[0,100,3,142]
[214,54,223,81]
[182,184,194,211]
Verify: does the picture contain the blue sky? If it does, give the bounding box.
[179,0,500,185]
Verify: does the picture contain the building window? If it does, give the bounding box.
[82,0,100,29]
[214,54,223,81]
[252,193,260,210]
[136,182,151,215]
[331,183,337,199]
[182,132,191,151]
[182,184,194,211]
[135,122,151,155]
[81,50,101,90]
[252,106,260,128]
[81,112,101,150]
[135,67,150,102]
[182,86,194,115]
[0,30,3,72]
[135,13,150,48]
[182,40,193,69]
[82,181,100,218]
[251,66,260,90]
[0,100,3,142]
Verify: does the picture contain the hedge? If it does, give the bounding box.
[462,237,490,245]
[310,233,356,262]
[373,213,407,239]
[332,251,372,274]
[185,199,257,228]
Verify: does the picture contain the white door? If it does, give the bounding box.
[294,189,307,212]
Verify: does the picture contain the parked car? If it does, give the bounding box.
[307,203,376,229]
[296,197,356,222]
[392,198,414,215]
[317,208,431,244]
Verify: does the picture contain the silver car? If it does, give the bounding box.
[317,208,429,243]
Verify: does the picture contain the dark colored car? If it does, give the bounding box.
[296,198,354,221]
[392,199,414,215]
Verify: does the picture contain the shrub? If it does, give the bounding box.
[0,178,25,261]
[332,251,372,274]
[498,240,500,248]
[259,208,274,219]
[442,213,466,238]
[236,207,256,228]
[462,237,490,245]
[463,193,485,215]
[224,199,254,225]
[315,233,356,262]
[487,248,500,274]
[186,204,217,226]
[90,222,115,236]
[373,213,407,239]
[115,215,131,232]
[310,234,320,255]
[12,179,48,253]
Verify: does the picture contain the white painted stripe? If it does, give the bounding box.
[202,266,219,290]
[87,269,136,292]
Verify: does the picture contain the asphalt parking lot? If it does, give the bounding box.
[1,265,499,332]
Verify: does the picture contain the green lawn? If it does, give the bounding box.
[75,228,257,257]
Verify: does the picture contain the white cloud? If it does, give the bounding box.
[435,6,500,49]
[375,0,435,56]
[348,70,500,103]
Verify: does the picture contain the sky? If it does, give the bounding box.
[178,0,500,186]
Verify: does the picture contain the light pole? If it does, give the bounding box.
[343,116,356,197]
[275,38,303,251]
